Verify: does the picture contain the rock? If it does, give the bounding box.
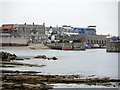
[52,57,58,60]
[47,58,52,60]
[15,57,24,60]
[2,70,119,89]
[34,55,47,59]
[1,51,17,61]
[47,57,58,60]
[34,55,58,60]
[2,72,53,90]
[0,51,25,61]
[24,57,31,60]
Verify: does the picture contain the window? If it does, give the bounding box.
[94,40,96,44]
[91,40,93,44]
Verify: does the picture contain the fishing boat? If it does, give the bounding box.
[47,42,85,51]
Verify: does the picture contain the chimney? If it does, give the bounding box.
[43,23,45,27]
[33,22,34,26]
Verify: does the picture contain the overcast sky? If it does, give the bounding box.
[0,0,119,35]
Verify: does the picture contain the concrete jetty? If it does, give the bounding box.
[106,36,120,52]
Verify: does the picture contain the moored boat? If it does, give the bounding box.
[47,42,86,51]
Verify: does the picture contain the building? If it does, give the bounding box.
[74,26,96,35]
[45,25,107,48]
[15,23,45,36]
[106,36,120,52]
[0,23,47,45]
[58,34,107,48]
[0,23,109,48]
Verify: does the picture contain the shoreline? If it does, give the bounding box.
[0,44,50,50]
[1,47,119,89]
[2,70,120,89]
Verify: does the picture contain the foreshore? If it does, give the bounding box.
[2,70,120,90]
[1,47,120,89]
[0,44,50,50]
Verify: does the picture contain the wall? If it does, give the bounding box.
[106,42,120,52]
[0,37,29,46]
[84,34,107,46]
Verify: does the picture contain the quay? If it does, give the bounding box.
[47,42,85,50]
[106,42,120,52]
[0,37,28,46]
[106,36,120,52]
[1,23,118,52]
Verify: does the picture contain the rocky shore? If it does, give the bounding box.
[0,44,50,50]
[2,70,52,90]
[0,51,46,68]
[0,51,58,68]
[2,70,120,90]
[1,51,24,61]
[34,55,58,60]
[1,51,120,89]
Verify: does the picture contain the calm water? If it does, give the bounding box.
[1,49,118,79]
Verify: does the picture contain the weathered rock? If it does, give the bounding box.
[34,55,47,59]
[34,55,58,60]
[24,57,31,60]
[2,70,41,74]
[52,57,58,60]
[2,70,120,89]
[0,51,17,61]
[1,61,46,67]
[47,57,58,60]
[14,57,24,60]
[47,58,52,60]
[2,71,52,90]
[0,51,25,61]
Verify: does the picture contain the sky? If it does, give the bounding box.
[0,0,119,35]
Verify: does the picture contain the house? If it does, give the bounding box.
[0,23,47,45]
[106,36,120,52]
[74,26,96,35]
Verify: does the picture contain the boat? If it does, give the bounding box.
[47,42,86,51]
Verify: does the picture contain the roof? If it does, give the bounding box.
[88,25,96,27]
[45,27,65,31]
[15,24,44,28]
[106,36,116,39]
[31,34,48,37]
[1,24,14,30]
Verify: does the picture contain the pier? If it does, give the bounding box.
[106,42,120,52]
[106,36,120,52]
[47,42,85,50]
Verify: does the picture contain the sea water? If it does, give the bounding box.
[1,49,119,88]
[1,49,118,79]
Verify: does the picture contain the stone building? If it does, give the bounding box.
[0,23,47,45]
[15,23,45,36]
[106,36,120,52]
[45,25,107,48]
[59,34,107,47]
[84,34,107,47]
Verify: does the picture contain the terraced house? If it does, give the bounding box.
[0,23,47,46]
[46,25,107,48]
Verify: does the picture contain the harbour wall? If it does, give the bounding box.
[0,38,29,46]
[106,42,120,52]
